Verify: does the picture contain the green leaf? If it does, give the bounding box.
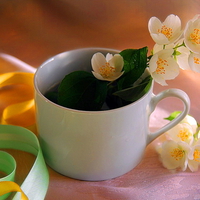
[113,75,152,102]
[57,71,108,111]
[164,111,181,121]
[118,47,148,89]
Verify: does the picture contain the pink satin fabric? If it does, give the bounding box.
[1,1,200,199]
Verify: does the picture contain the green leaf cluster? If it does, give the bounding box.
[45,46,152,111]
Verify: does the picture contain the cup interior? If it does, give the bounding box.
[34,47,152,112]
[34,48,119,95]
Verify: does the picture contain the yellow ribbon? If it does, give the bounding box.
[0,72,36,133]
[0,72,37,199]
[0,182,28,200]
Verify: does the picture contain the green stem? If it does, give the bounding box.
[173,41,186,50]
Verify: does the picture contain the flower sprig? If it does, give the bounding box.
[157,112,200,172]
[148,14,200,85]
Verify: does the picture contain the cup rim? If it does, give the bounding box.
[34,47,153,114]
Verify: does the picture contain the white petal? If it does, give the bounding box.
[148,17,162,34]
[150,33,169,45]
[105,53,113,61]
[92,71,124,82]
[181,115,198,133]
[171,30,183,43]
[91,71,106,81]
[176,46,191,70]
[163,60,179,79]
[157,48,174,58]
[188,52,200,73]
[149,53,159,73]
[164,14,182,43]
[151,72,168,86]
[91,53,107,73]
[188,160,199,172]
[164,14,181,31]
[109,54,124,72]
[188,145,200,172]
[190,14,200,22]
[105,71,124,81]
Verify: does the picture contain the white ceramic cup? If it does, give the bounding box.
[34,48,190,181]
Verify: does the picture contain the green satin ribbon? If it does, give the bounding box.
[0,125,49,200]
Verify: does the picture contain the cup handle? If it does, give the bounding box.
[147,88,190,144]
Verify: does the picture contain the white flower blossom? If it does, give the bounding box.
[188,52,200,73]
[165,123,194,145]
[158,140,191,171]
[184,14,200,54]
[91,53,124,81]
[148,14,182,45]
[149,48,179,86]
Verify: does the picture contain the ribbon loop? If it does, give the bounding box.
[0,125,49,200]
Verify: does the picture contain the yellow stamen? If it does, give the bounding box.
[156,58,167,74]
[193,149,200,162]
[177,129,189,141]
[190,28,200,45]
[170,148,185,161]
[158,25,173,39]
[99,62,115,78]
[194,57,200,65]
